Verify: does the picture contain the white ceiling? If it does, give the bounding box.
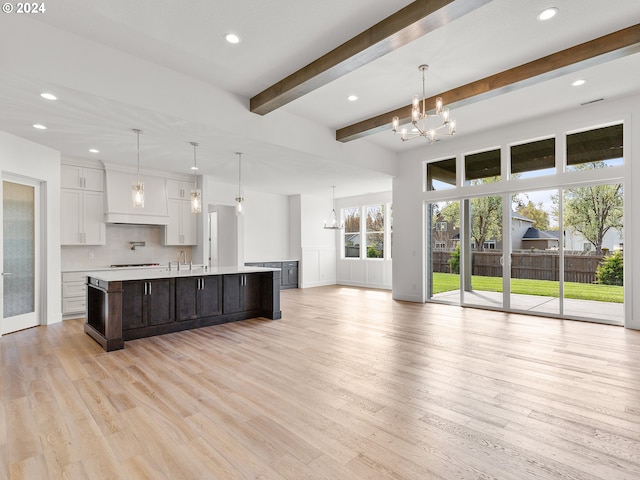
[1,0,639,197]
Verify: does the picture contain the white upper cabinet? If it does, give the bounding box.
[164,197,197,245]
[60,187,105,245]
[61,164,104,191]
[61,163,105,245]
[166,179,191,200]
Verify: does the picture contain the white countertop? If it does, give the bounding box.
[87,266,279,282]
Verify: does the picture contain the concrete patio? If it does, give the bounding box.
[431,289,624,325]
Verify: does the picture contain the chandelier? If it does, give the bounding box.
[392,65,456,143]
[323,185,343,230]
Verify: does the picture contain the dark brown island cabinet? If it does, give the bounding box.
[84,267,281,351]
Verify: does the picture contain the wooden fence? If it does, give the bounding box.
[431,250,609,284]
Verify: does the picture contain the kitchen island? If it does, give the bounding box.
[84,266,281,351]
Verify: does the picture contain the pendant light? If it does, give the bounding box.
[235,152,244,216]
[190,141,201,213]
[323,185,343,229]
[132,128,144,208]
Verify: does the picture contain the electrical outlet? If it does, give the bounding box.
[88,252,94,259]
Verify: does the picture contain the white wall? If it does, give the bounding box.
[199,175,292,266]
[293,193,337,288]
[335,191,393,290]
[244,190,290,261]
[393,93,640,329]
[0,130,61,327]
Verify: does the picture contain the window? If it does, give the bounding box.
[366,205,384,258]
[583,242,592,252]
[436,221,447,232]
[511,137,555,178]
[483,240,496,250]
[427,158,456,191]
[465,148,501,185]
[343,207,360,258]
[435,241,446,249]
[567,124,623,171]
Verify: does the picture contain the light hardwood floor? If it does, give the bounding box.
[1,285,640,479]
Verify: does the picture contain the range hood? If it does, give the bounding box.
[104,167,169,225]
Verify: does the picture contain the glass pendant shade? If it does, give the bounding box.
[190,142,201,213]
[191,188,202,213]
[132,181,144,208]
[235,152,244,216]
[132,128,144,208]
[323,185,343,229]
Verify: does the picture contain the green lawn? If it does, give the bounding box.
[432,272,623,303]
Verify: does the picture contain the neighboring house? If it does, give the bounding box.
[521,227,560,250]
[431,218,459,250]
[564,227,624,253]
[435,212,562,251]
[511,213,536,251]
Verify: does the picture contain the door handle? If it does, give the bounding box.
[148,282,152,295]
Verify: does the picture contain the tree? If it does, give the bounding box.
[469,195,502,250]
[515,199,550,231]
[439,195,502,251]
[553,162,623,255]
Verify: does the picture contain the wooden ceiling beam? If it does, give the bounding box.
[336,23,640,142]
[249,0,493,116]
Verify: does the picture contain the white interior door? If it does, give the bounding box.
[1,178,41,335]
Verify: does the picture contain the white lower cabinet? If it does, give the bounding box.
[61,189,105,245]
[164,199,196,245]
[62,272,87,316]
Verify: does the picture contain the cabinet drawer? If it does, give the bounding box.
[63,281,86,297]
[282,261,298,267]
[62,297,86,314]
[62,271,87,283]
[264,262,282,268]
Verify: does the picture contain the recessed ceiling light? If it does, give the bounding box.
[572,79,586,87]
[190,166,199,171]
[347,95,358,102]
[33,124,47,130]
[89,148,99,153]
[225,33,240,44]
[40,92,57,100]
[537,7,558,21]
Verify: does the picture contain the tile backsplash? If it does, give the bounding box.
[61,224,194,269]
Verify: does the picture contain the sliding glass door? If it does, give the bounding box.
[509,189,560,316]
